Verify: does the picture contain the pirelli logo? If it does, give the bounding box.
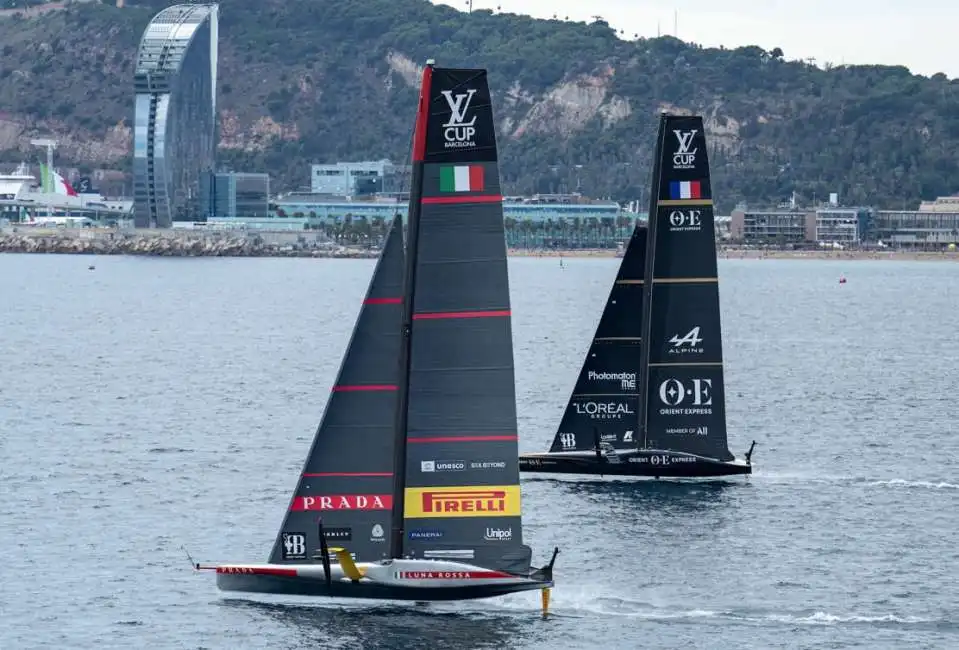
[404,485,521,518]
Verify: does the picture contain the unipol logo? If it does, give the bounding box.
[574,401,635,420]
[667,210,702,232]
[292,494,392,511]
[668,326,704,354]
[484,527,513,541]
[672,129,698,169]
[441,89,477,149]
[559,432,576,449]
[658,379,713,415]
[281,532,306,560]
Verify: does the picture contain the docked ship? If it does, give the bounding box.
[0,163,131,225]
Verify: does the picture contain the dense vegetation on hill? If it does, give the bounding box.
[1,0,958,210]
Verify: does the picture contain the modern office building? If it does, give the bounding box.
[729,208,811,244]
[133,4,219,227]
[200,171,270,219]
[310,160,410,197]
[873,210,959,248]
[814,208,861,244]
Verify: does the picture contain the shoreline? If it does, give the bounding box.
[2,229,957,261]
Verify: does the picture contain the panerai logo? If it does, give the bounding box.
[441,89,477,149]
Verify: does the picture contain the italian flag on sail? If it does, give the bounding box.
[439,165,485,193]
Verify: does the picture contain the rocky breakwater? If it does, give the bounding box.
[0,228,380,258]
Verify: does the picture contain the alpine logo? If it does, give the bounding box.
[658,378,714,416]
[668,326,704,354]
[574,401,635,420]
[672,129,698,169]
[559,432,576,449]
[441,89,477,149]
[484,527,513,541]
[281,532,306,560]
[667,209,703,232]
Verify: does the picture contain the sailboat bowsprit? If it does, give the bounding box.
[519,113,756,478]
[195,62,558,608]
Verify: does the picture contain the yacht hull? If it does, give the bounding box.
[519,449,751,478]
[209,558,552,601]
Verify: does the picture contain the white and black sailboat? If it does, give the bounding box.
[195,62,558,606]
[519,114,756,478]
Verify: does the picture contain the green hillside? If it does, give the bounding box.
[1,0,957,210]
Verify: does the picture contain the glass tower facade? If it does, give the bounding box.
[133,4,219,228]
[200,171,270,219]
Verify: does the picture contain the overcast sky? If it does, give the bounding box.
[436,0,958,79]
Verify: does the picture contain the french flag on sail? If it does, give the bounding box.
[669,180,702,200]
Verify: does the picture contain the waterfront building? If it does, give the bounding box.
[310,160,409,197]
[201,171,270,219]
[873,210,959,248]
[133,4,219,228]
[814,208,861,245]
[918,195,959,212]
[729,208,811,244]
[261,194,637,248]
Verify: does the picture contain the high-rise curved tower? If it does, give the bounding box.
[133,4,218,228]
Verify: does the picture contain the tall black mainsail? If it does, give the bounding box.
[639,115,734,461]
[520,113,755,478]
[546,225,647,455]
[268,216,404,565]
[395,65,536,575]
[200,62,557,606]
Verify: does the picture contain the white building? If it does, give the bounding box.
[310,160,404,196]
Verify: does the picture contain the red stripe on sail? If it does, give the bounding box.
[332,384,398,392]
[364,297,402,305]
[408,435,518,443]
[303,472,393,477]
[413,310,510,320]
[411,65,433,163]
[421,194,503,205]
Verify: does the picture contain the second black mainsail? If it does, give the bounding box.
[520,113,755,478]
[640,115,734,461]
